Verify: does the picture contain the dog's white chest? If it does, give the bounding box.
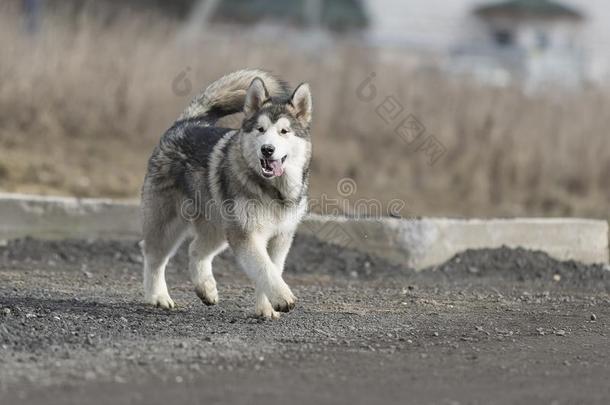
[232,196,307,236]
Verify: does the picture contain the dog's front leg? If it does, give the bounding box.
[254,231,296,319]
[228,231,296,316]
[267,231,295,274]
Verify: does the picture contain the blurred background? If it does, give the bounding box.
[0,0,609,220]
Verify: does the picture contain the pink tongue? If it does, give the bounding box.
[269,160,284,176]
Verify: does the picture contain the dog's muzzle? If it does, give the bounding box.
[260,155,287,178]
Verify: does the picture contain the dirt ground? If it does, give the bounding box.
[0,235,609,405]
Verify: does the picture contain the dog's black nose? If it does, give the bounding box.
[261,144,275,158]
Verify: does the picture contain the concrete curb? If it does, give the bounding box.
[0,193,607,269]
[0,193,140,240]
[301,214,609,268]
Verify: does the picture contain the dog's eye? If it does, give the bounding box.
[280,128,289,134]
[257,127,265,133]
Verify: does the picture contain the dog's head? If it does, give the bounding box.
[240,78,312,180]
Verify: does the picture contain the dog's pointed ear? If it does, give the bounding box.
[289,83,312,126]
[244,78,269,118]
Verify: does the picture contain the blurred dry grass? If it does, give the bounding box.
[1,6,609,219]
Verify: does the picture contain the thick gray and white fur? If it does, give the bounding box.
[141,69,312,319]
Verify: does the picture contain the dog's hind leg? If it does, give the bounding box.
[142,215,187,309]
[189,223,227,306]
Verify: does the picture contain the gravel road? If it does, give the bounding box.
[1,236,609,405]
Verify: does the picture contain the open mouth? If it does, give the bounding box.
[260,155,287,178]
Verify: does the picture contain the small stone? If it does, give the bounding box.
[129,254,143,264]
[590,314,597,321]
[433,332,439,337]
[1,308,10,316]
[555,329,566,336]
[175,376,183,383]
[553,274,561,282]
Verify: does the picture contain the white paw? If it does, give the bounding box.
[264,279,296,313]
[255,304,281,320]
[146,293,175,309]
[255,295,281,320]
[194,279,219,306]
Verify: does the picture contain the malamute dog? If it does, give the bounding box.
[141,69,312,319]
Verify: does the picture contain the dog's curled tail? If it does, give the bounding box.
[179,69,289,125]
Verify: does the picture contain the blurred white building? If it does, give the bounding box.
[363,0,610,87]
[183,0,609,87]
